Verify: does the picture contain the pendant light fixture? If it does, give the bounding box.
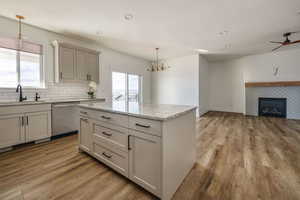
[147,48,170,72]
[16,15,25,50]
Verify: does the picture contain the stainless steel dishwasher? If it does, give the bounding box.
[52,102,80,136]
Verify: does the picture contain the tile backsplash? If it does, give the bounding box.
[0,82,89,101]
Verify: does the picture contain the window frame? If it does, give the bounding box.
[0,35,45,89]
[111,71,143,103]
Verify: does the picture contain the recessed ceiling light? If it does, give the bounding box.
[124,14,133,20]
[196,49,209,53]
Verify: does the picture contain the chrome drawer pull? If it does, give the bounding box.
[102,131,112,137]
[80,111,88,115]
[135,123,151,128]
[102,152,112,159]
[101,116,111,120]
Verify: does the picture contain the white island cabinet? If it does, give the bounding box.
[78,102,197,200]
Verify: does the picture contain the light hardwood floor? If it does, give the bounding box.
[0,112,300,200]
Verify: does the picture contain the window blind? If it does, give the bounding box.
[0,36,43,55]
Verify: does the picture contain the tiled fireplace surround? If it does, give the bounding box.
[246,86,300,120]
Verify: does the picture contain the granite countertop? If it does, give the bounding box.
[0,98,105,107]
[78,101,197,121]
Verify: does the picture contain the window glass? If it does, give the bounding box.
[112,71,141,103]
[0,48,18,87]
[112,72,126,101]
[128,74,139,102]
[0,39,43,88]
[20,51,41,87]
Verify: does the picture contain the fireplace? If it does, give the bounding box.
[258,98,287,118]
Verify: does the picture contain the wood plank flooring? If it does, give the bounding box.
[1,111,300,200]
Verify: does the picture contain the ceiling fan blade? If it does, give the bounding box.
[270,41,283,44]
[289,40,300,44]
[272,45,283,51]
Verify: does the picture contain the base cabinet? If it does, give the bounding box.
[26,112,51,142]
[0,114,25,148]
[79,108,196,200]
[0,104,52,149]
[79,117,92,152]
[129,131,161,197]
[79,109,162,198]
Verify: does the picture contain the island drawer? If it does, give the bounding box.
[129,117,162,136]
[90,110,129,128]
[93,122,128,152]
[93,142,128,177]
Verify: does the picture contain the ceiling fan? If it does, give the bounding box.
[270,32,300,51]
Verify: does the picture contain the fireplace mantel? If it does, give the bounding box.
[245,81,300,88]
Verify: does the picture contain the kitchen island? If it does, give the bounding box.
[78,102,197,200]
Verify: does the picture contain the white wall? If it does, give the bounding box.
[151,54,199,106]
[151,54,209,116]
[198,55,209,115]
[0,16,151,102]
[99,48,151,103]
[243,48,300,82]
[208,47,300,113]
[208,60,244,113]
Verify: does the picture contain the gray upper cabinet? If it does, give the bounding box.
[53,41,100,83]
[86,52,99,83]
[76,49,99,82]
[76,49,89,81]
[59,45,76,80]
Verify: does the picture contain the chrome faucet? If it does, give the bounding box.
[16,84,27,102]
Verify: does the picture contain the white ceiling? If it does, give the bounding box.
[0,0,300,61]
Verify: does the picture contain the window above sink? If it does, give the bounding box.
[0,37,44,89]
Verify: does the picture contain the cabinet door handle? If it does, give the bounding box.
[102,131,112,137]
[86,74,92,81]
[101,116,111,120]
[128,135,132,150]
[21,116,24,126]
[80,111,88,115]
[26,116,29,125]
[135,123,151,128]
[102,152,112,159]
[60,72,63,80]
